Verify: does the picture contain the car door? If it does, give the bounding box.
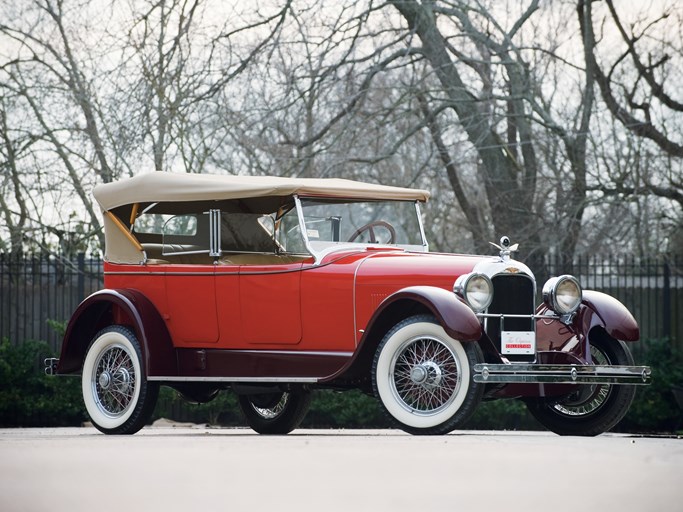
[165,264,219,344]
[215,211,304,346]
[239,262,304,344]
[161,213,219,344]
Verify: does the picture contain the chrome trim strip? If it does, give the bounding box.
[229,350,353,357]
[106,266,342,277]
[209,208,221,257]
[295,195,319,264]
[107,269,307,276]
[148,376,320,383]
[473,363,652,385]
[236,267,307,276]
[105,271,216,276]
[414,201,429,252]
[352,252,375,348]
[161,249,211,256]
[477,313,560,320]
[141,202,158,214]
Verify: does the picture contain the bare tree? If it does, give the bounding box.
[582,0,683,254]
[1,0,680,262]
[0,96,30,255]
[0,0,291,252]
[373,0,600,274]
[0,0,120,249]
[122,0,291,173]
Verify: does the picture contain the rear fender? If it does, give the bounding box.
[57,289,176,377]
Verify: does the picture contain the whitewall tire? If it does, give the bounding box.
[81,326,158,435]
[372,315,483,435]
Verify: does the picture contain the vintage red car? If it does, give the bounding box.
[47,172,650,435]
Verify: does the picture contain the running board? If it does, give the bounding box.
[473,364,652,385]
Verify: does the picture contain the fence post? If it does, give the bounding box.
[663,260,671,341]
[77,252,85,302]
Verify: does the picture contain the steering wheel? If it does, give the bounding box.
[347,220,396,244]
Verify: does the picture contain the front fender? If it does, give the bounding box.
[372,286,483,341]
[322,286,482,385]
[579,290,640,342]
[57,289,176,377]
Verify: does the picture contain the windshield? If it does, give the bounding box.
[277,198,427,259]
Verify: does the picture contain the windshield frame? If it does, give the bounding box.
[292,195,429,264]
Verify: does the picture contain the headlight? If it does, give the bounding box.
[542,275,582,315]
[454,273,493,312]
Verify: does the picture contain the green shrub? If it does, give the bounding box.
[153,387,241,426]
[0,338,86,427]
[303,390,389,428]
[153,388,390,429]
[465,398,541,431]
[621,339,683,433]
[2,335,680,433]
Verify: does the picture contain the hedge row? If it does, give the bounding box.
[1,338,681,433]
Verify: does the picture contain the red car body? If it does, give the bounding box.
[49,173,650,436]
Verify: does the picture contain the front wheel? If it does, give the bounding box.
[372,314,484,435]
[238,390,312,434]
[81,326,159,435]
[525,331,636,436]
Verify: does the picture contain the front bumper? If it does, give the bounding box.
[473,363,651,385]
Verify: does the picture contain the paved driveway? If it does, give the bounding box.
[1,426,681,512]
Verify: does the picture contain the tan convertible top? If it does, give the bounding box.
[95,172,430,264]
[94,172,430,210]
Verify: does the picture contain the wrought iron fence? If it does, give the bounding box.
[1,252,681,356]
[546,255,682,355]
[0,253,103,352]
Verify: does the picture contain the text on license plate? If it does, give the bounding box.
[501,331,536,355]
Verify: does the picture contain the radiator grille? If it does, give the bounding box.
[486,274,535,357]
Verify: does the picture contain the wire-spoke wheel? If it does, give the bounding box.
[249,393,290,419]
[81,326,158,435]
[373,314,483,435]
[525,330,636,436]
[238,390,312,435]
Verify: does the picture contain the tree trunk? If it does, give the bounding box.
[390,0,547,270]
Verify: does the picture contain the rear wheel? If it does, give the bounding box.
[372,314,484,435]
[525,332,636,436]
[81,326,159,435]
[238,390,312,434]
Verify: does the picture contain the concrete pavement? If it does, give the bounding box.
[1,425,681,512]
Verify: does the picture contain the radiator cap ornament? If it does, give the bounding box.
[489,236,519,261]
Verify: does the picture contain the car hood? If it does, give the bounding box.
[352,250,505,291]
